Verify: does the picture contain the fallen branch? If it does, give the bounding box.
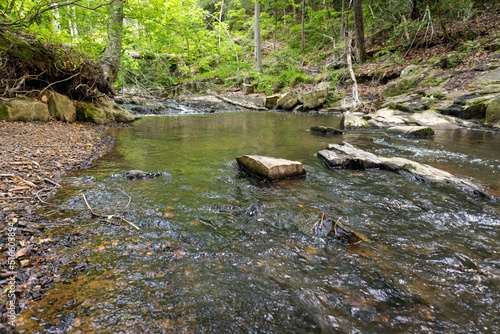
[214,94,267,111]
[82,194,140,230]
[0,173,37,188]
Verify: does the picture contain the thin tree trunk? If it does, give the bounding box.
[218,0,224,46]
[353,0,366,64]
[346,31,360,107]
[301,0,305,51]
[71,6,78,38]
[6,0,16,15]
[100,0,125,87]
[254,0,262,73]
[52,5,60,34]
[340,0,345,40]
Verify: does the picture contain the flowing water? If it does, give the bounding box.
[20,110,500,333]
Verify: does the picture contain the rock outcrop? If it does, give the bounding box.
[318,142,493,199]
[485,96,500,128]
[236,155,306,181]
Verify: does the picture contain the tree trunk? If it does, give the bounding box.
[254,0,262,73]
[100,0,125,87]
[52,6,60,34]
[352,0,366,64]
[301,0,305,51]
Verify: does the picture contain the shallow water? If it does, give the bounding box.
[20,111,500,333]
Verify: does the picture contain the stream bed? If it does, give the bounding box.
[19,111,500,333]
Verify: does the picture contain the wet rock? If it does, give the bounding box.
[265,95,280,109]
[310,125,344,135]
[131,106,160,115]
[236,155,306,181]
[388,126,435,138]
[302,82,329,109]
[340,111,370,129]
[47,92,76,122]
[277,89,302,110]
[318,142,493,199]
[124,170,166,180]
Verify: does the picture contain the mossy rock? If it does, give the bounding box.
[404,127,435,138]
[485,97,500,128]
[419,71,457,88]
[75,98,138,124]
[0,97,50,122]
[310,126,344,135]
[340,112,370,129]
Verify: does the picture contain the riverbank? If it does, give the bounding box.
[0,121,117,330]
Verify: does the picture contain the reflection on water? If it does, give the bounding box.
[20,112,500,333]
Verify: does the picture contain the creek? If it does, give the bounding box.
[20,108,500,333]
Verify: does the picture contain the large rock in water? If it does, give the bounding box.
[236,155,306,181]
[48,91,76,122]
[340,111,369,129]
[0,97,50,122]
[318,142,493,199]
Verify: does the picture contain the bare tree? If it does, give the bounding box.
[254,0,262,73]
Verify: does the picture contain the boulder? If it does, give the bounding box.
[76,97,138,124]
[47,91,76,122]
[310,125,344,135]
[0,97,50,122]
[302,82,329,109]
[236,155,306,181]
[485,97,500,128]
[242,83,255,95]
[318,142,493,199]
[277,89,302,110]
[387,126,435,138]
[265,95,280,109]
[340,111,370,129]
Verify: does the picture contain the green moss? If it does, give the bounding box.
[76,104,103,124]
[0,103,12,120]
[404,127,435,138]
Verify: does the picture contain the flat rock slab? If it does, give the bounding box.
[236,155,306,181]
[318,142,493,199]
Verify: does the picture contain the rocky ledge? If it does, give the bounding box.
[318,142,494,199]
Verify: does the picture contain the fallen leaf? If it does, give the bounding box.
[97,245,105,251]
[85,143,93,147]
[164,212,174,218]
[166,205,175,210]
[15,247,28,259]
[190,220,200,225]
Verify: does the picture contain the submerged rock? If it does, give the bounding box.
[124,170,166,180]
[310,125,344,135]
[236,155,306,181]
[318,142,493,199]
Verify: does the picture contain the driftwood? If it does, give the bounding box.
[82,194,140,230]
[214,94,267,111]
